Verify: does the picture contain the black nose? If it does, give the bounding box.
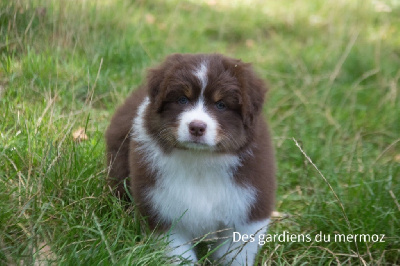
[189,120,207,137]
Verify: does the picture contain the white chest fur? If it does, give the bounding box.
[147,150,256,237]
[132,98,257,237]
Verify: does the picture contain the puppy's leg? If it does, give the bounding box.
[213,219,269,266]
[165,227,197,264]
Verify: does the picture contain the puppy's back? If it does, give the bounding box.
[105,87,147,198]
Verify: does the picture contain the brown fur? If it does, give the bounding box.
[105,53,276,228]
[105,87,147,198]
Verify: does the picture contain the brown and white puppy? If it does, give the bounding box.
[106,53,276,265]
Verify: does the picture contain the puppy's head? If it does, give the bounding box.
[144,53,267,153]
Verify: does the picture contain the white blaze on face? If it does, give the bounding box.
[177,100,218,147]
[194,61,208,93]
[177,61,219,148]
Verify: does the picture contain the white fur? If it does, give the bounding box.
[176,62,218,149]
[147,149,254,236]
[193,61,208,92]
[213,218,270,266]
[165,226,197,263]
[132,97,262,264]
[177,99,219,148]
[131,97,150,142]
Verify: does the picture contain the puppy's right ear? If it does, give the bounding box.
[147,54,184,112]
[147,65,165,112]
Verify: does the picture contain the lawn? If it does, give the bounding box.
[1,0,399,264]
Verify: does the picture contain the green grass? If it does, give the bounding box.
[1,0,399,264]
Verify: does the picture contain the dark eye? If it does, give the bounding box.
[215,101,226,110]
[177,96,189,105]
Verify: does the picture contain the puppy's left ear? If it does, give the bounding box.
[146,54,184,112]
[237,62,268,127]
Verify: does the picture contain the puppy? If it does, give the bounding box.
[106,53,276,265]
